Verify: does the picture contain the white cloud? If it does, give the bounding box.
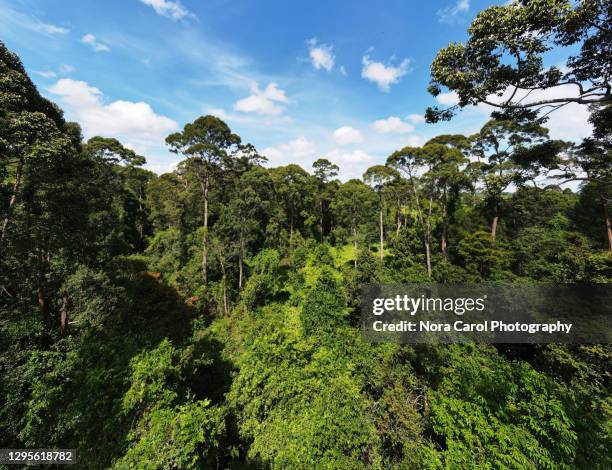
[81,34,110,52]
[307,38,335,72]
[437,0,470,24]
[327,149,378,179]
[339,65,347,76]
[140,0,194,20]
[545,103,591,141]
[361,55,410,92]
[234,82,289,115]
[436,91,460,105]
[407,113,425,123]
[34,64,76,79]
[328,148,375,164]
[34,22,68,35]
[262,136,316,164]
[481,84,592,141]
[333,126,363,145]
[34,70,57,79]
[372,116,415,134]
[48,78,178,144]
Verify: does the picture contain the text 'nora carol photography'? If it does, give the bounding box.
[361,284,611,343]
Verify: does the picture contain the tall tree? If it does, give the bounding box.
[470,117,555,239]
[312,158,339,241]
[422,138,470,260]
[0,42,70,253]
[217,167,273,290]
[363,165,398,262]
[269,165,316,250]
[426,0,611,123]
[387,147,435,276]
[165,116,241,286]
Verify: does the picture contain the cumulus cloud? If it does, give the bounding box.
[81,34,110,52]
[326,149,378,179]
[307,38,335,72]
[328,149,375,164]
[140,0,194,20]
[361,55,410,92]
[372,116,414,134]
[234,82,289,115]
[48,78,178,144]
[333,126,363,145]
[437,0,470,24]
[262,136,316,164]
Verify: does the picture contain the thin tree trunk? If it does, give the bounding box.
[0,158,24,251]
[60,294,68,332]
[37,246,49,321]
[289,213,294,249]
[38,288,48,320]
[202,172,209,286]
[424,240,432,277]
[138,183,144,246]
[239,235,244,290]
[320,198,324,242]
[604,199,612,252]
[379,209,384,262]
[425,194,433,278]
[408,175,430,276]
[441,198,448,261]
[396,194,401,235]
[491,201,499,240]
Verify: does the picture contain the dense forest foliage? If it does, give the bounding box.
[1,1,611,468]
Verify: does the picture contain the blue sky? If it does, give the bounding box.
[0,0,591,178]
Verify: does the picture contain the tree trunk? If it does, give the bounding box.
[38,288,48,320]
[491,201,499,240]
[138,183,144,247]
[604,199,612,252]
[202,172,209,286]
[396,194,401,235]
[60,294,68,332]
[441,200,448,261]
[425,194,433,278]
[379,209,384,262]
[239,235,244,290]
[408,175,430,277]
[289,212,294,249]
[424,240,432,278]
[491,216,499,239]
[37,245,49,320]
[320,197,324,242]
[0,158,24,251]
